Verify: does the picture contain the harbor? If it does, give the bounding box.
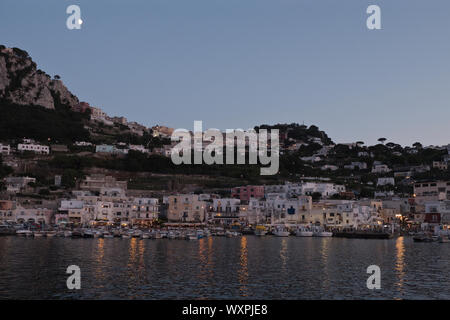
[0,235,449,300]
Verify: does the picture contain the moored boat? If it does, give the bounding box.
[46,231,57,237]
[313,226,333,237]
[254,225,267,236]
[16,230,33,237]
[33,231,46,237]
[273,226,290,237]
[296,226,313,237]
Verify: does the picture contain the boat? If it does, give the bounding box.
[296,226,313,237]
[0,225,16,236]
[313,226,333,237]
[153,231,162,239]
[16,230,33,237]
[242,227,253,235]
[64,230,73,238]
[196,230,204,239]
[167,231,176,239]
[186,232,197,240]
[132,230,142,238]
[254,225,267,236]
[273,226,290,237]
[82,230,94,238]
[103,232,114,238]
[333,229,391,239]
[46,231,57,237]
[121,233,131,239]
[141,232,150,239]
[413,233,434,242]
[71,230,83,238]
[33,231,46,237]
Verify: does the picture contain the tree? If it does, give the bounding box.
[54,75,61,80]
[378,138,387,144]
[413,142,423,149]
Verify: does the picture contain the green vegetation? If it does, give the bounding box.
[0,101,90,143]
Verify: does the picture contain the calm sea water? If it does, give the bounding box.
[0,236,449,300]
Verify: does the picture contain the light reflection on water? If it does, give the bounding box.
[239,236,248,297]
[0,236,449,299]
[394,236,405,298]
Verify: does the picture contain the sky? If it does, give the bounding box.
[1,0,449,147]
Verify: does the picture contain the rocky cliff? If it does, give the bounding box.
[0,45,79,109]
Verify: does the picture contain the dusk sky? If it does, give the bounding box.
[1,0,449,146]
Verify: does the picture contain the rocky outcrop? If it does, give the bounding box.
[0,45,79,109]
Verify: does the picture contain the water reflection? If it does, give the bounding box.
[2,237,449,299]
[320,238,331,291]
[95,238,105,282]
[239,236,248,297]
[395,236,405,296]
[280,239,288,272]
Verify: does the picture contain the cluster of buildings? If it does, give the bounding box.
[2,176,449,232]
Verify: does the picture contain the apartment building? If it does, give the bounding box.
[231,185,265,201]
[167,194,206,223]
[414,181,450,204]
[17,143,49,154]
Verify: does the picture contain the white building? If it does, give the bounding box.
[377,177,395,186]
[0,143,10,155]
[17,143,49,154]
[267,196,312,225]
[372,164,391,174]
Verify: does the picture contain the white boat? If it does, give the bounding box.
[273,226,290,237]
[46,231,57,237]
[16,230,33,237]
[64,230,72,238]
[168,231,176,239]
[103,232,114,238]
[33,231,46,237]
[132,230,142,238]
[141,233,150,239]
[121,234,131,239]
[186,232,197,240]
[296,226,313,237]
[313,226,333,237]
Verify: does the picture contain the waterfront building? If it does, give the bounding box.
[57,200,87,225]
[210,198,241,225]
[266,196,312,225]
[0,200,15,224]
[131,198,159,226]
[167,194,206,223]
[13,206,54,225]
